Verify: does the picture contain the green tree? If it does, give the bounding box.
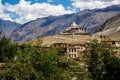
[0,44,72,79]
[0,32,18,62]
[83,40,120,80]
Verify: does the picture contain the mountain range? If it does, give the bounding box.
[0,19,21,37]
[95,13,120,40]
[0,4,120,42]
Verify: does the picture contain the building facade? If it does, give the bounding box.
[52,43,89,58]
[60,22,88,35]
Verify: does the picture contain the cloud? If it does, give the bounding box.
[0,0,73,24]
[71,0,120,10]
[0,0,13,21]
[1,0,120,24]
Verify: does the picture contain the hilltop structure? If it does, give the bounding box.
[51,22,91,58]
[60,22,88,35]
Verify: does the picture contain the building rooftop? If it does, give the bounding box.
[66,22,80,31]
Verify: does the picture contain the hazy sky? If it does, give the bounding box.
[0,0,120,23]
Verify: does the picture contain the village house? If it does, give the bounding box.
[96,35,120,48]
[101,40,120,48]
[52,43,90,58]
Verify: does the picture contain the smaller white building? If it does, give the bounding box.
[67,46,85,58]
[102,41,120,48]
[52,43,88,58]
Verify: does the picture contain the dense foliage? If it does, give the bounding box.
[83,40,120,80]
[0,32,18,62]
[0,32,90,80]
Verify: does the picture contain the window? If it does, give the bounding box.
[81,47,83,50]
[74,54,76,57]
[72,49,73,52]
[112,41,115,45]
[75,49,76,52]
[69,54,71,57]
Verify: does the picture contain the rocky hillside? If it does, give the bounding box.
[10,4,120,42]
[94,14,120,40]
[0,19,21,37]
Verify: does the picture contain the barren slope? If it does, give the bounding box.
[30,34,92,47]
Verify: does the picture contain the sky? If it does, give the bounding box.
[0,0,120,24]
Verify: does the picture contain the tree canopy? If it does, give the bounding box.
[0,32,89,80]
[83,40,120,80]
